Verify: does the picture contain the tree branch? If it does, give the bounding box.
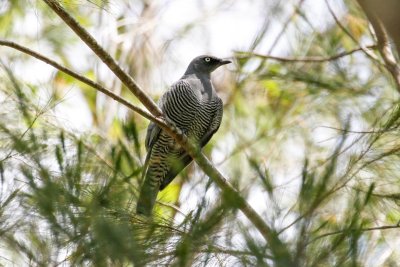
[41,0,162,117]
[236,45,377,63]
[0,39,160,126]
[30,1,296,265]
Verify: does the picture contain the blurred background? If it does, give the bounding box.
[1,0,400,266]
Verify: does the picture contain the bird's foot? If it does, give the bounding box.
[163,116,183,136]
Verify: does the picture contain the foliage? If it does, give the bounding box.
[1,0,400,266]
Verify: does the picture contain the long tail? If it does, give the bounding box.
[136,151,159,216]
[136,173,159,216]
[137,147,185,215]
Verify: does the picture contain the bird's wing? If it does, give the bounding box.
[145,122,160,152]
[141,122,160,182]
[145,79,195,150]
[199,97,223,147]
[159,98,223,191]
[144,80,196,190]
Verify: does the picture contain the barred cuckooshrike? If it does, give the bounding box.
[136,55,231,216]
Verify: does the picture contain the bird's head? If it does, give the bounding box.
[184,55,231,76]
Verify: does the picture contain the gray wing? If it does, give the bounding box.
[159,98,223,190]
[199,98,223,147]
[145,122,160,152]
[141,95,165,180]
[141,122,161,182]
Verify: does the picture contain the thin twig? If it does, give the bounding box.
[317,124,395,134]
[156,200,186,216]
[325,0,380,63]
[352,186,400,200]
[309,224,400,244]
[236,45,377,63]
[267,0,305,55]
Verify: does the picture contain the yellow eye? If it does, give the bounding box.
[204,57,211,62]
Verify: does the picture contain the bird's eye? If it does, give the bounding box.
[204,57,211,62]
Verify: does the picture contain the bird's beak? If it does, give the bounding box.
[219,59,232,65]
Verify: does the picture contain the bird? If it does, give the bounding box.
[136,55,231,216]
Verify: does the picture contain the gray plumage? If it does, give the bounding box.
[136,55,231,216]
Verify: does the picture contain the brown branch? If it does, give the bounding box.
[180,149,295,267]
[41,0,162,117]
[0,39,160,126]
[13,1,296,265]
[356,0,400,93]
[236,45,377,63]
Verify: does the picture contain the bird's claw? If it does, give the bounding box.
[175,128,183,136]
[163,116,183,135]
[164,116,176,128]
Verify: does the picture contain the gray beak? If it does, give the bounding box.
[219,59,232,65]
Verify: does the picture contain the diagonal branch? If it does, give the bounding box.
[41,0,162,117]
[35,1,296,265]
[0,39,161,126]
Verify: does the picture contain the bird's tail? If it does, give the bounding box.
[136,160,159,216]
